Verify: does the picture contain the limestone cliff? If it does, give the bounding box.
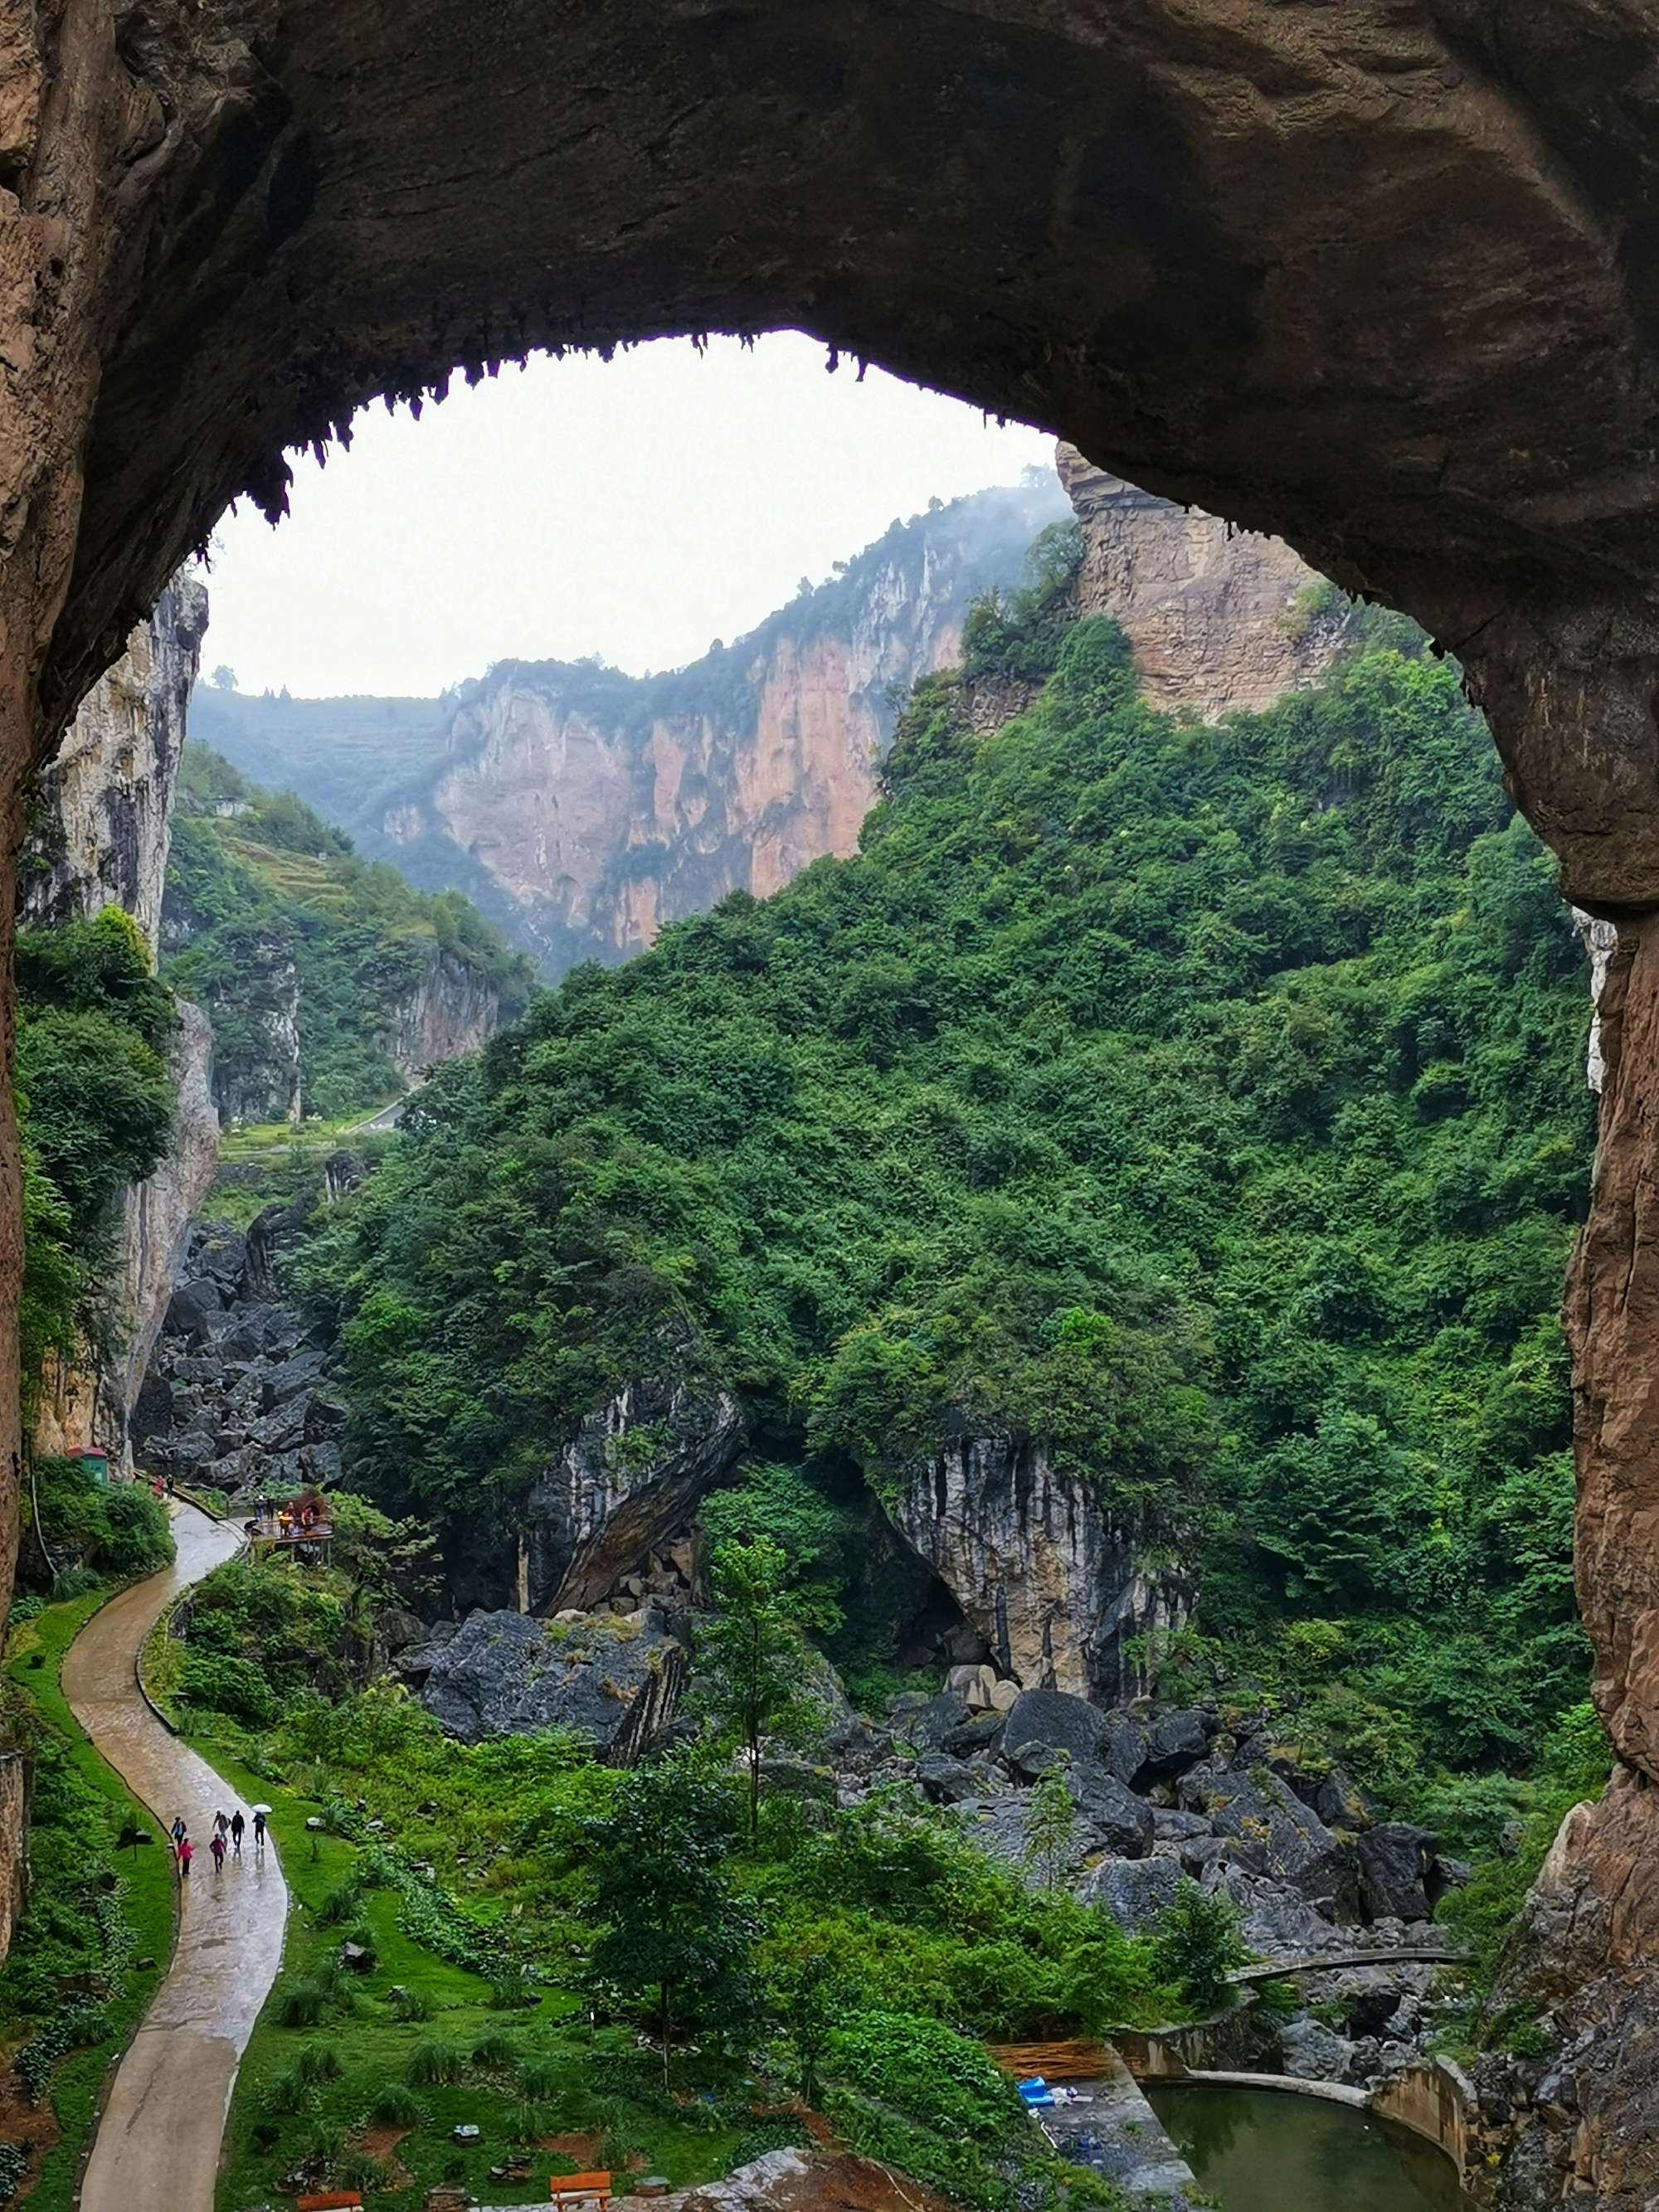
[190,479,1069,977]
[21,576,208,946]
[886,1435,1190,1705]
[382,946,504,1082]
[23,586,220,1466]
[1054,443,1345,717]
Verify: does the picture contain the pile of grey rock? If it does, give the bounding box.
[131,1206,343,1494]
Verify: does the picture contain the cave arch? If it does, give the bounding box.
[12,7,1659,2191]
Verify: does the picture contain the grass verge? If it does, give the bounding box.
[200,1737,779,2211]
[0,1589,176,2212]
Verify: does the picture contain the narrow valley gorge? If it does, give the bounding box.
[0,443,1610,2211]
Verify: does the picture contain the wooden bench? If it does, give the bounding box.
[551,2173,612,2212]
[297,2195,362,2212]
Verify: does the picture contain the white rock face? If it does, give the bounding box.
[22,576,208,951]
[887,1434,1191,1703]
[1573,907,1619,1094]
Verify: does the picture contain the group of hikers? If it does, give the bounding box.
[168,1803,265,1878]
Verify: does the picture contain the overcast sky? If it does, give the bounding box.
[196,333,1056,700]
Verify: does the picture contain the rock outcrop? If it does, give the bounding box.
[1056,445,1345,718]
[885,1432,1190,1704]
[382,946,502,1081]
[520,1361,746,1616]
[419,1605,688,1759]
[21,576,207,946]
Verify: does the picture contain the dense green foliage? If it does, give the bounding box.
[21,1459,172,1594]
[15,907,178,1417]
[317,600,1592,1811]
[164,745,534,1118]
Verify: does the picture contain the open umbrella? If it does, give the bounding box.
[249,1802,273,1816]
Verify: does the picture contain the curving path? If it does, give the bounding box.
[62,1500,289,2212]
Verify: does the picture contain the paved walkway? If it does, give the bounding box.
[62,1500,289,2212]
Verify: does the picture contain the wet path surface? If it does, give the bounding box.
[62,1501,288,2212]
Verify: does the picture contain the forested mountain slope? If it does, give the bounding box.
[163,746,534,1123]
[313,591,1593,1807]
[190,476,1068,976]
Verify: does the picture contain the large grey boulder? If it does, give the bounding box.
[1141,1706,1215,1782]
[1180,1760,1358,1918]
[1071,1766,1155,1859]
[420,1607,686,1761]
[1083,1854,1181,1932]
[1355,1823,1436,1923]
[1002,1688,1110,1768]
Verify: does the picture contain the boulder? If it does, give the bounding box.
[262,1345,328,1408]
[1070,1767,1155,1859]
[1098,1710,1151,1787]
[1311,1766,1376,1835]
[1180,1834,1268,1879]
[1355,1823,1435,1923]
[915,1753,980,1805]
[939,1709,1007,1759]
[1002,1688,1109,1769]
[1278,2015,1355,2083]
[987,1677,1020,1714]
[1140,1706,1214,1782]
[1151,1807,1214,1844]
[165,1277,224,1341]
[420,1608,687,1761]
[1082,1853,1181,1932]
[945,1662,999,1711]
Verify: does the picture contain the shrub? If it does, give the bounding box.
[387,1983,434,2023]
[470,2031,517,2071]
[263,2065,308,2116]
[1149,1881,1249,2011]
[407,2039,465,2086]
[275,1978,331,2028]
[367,2081,424,2128]
[295,2040,343,2087]
[518,2055,566,2101]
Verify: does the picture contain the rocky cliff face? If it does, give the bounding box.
[382,947,502,1082]
[1055,443,1344,717]
[21,577,208,946]
[22,584,221,1466]
[887,1435,1190,1705]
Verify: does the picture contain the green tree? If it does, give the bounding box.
[1021,1764,1078,1893]
[695,1538,818,1839]
[584,1756,757,2087]
[1150,1879,1248,2011]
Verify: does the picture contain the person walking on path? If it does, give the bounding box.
[177,1835,193,1879]
[170,1816,185,1852]
[213,1810,230,1845]
[209,1830,226,1874]
[230,1809,245,1855]
[252,1808,266,1855]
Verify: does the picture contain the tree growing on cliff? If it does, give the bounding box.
[694,1537,819,1840]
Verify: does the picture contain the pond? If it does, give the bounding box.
[1144,2083,1467,2212]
